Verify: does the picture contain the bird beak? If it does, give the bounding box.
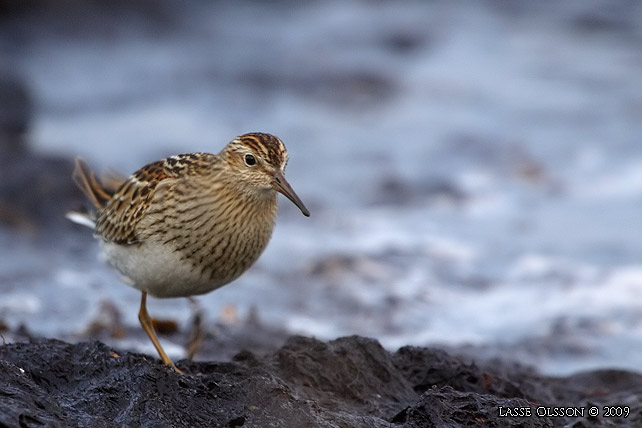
[272,171,310,217]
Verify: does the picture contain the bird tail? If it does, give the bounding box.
[71,157,116,210]
[68,157,127,229]
[65,210,96,229]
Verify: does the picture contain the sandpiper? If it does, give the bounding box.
[69,133,309,372]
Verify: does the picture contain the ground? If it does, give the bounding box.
[1,334,640,427]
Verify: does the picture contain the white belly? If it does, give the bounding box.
[101,241,226,298]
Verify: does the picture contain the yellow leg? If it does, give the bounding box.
[138,291,182,373]
[186,297,204,360]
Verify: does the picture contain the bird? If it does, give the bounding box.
[68,132,310,372]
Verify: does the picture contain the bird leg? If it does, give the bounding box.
[186,297,205,360]
[138,291,182,373]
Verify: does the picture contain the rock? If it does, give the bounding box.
[1,335,642,427]
[0,73,31,144]
[0,74,85,234]
[0,149,82,233]
[370,174,468,207]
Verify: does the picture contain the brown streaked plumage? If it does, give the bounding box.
[70,133,309,372]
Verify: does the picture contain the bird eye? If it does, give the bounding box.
[244,154,257,166]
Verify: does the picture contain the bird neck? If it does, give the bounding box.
[243,186,279,218]
[219,177,278,217]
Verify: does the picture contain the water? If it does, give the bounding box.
[1,0,642,375]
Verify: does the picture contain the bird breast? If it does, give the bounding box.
[103,181,278,298]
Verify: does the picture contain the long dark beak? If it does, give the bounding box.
[272,171,310,217]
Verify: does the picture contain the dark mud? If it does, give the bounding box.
[0,73,84,235]
[1,335,641,428]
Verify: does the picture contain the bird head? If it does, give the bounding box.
[221,133,310,217]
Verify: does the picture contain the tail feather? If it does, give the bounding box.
[65,211,96,229]
[101,169,128,194]
[72,157,114,210]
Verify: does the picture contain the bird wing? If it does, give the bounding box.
[94,153,216,245]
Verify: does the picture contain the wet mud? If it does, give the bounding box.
[1,335,641,427]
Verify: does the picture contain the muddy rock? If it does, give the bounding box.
[1,335,641,427]
[0,74,84,233]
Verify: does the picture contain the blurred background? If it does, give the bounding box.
[1,0,641,375]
